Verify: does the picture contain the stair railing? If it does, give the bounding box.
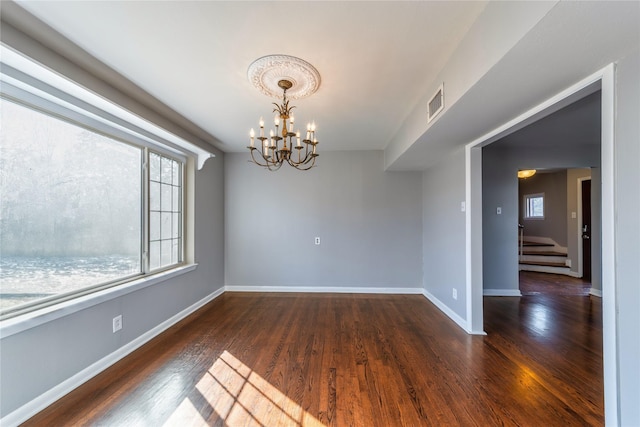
[518,224,524,262]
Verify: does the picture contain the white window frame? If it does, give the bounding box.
[0,46,213,330]
[146,150,185,272]
[523,192,545,220]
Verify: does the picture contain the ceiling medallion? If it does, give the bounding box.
[247,54,321,100]
[247,55,321,171]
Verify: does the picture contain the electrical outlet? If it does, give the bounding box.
[452,288,458,300]
[112,315,122,333]
[315,237,320,245]
[496,207,502,215]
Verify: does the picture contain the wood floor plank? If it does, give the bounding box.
[22,277,603,427]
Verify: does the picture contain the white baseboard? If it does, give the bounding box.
[590,288,603,297]
[225,285,423,294]
[421,290,471,332]
[483,289,523,297]
[1,287,225,427]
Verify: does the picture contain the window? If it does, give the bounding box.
[0,46,214,322]
[149,152,183,270]
[524,193,544,219]
[0,98,184,317]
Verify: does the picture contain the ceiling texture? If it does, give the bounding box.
[10,1,488,153]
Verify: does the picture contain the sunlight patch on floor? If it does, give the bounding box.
[164,350,325,426]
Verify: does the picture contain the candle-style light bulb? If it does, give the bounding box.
[296,130,301,147]
[311,121,316,132]
[259,117,264,137]
[306,122,311,140]
[274,116,280,126]
[250,128,255,147]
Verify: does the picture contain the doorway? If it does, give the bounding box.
[466,65,617,424]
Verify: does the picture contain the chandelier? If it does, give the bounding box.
[246,55,321,171]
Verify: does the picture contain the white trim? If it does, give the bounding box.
[422,290,486,335]
[483,289,523,297]
[225,285,423,294]
[0,286,225,427]
[465,144,484,334]
[599,63,618,426]
[590,288,603,298]
[0,264,198,338]
[465,64,618,426]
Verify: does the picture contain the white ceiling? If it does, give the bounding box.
[13,0,488,153]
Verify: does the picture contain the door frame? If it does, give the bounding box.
[465,64,617,424]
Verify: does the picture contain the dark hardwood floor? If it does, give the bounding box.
[519,270,592,296]
[23,289,603,426]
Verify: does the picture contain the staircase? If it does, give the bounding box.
[518,237,572,275]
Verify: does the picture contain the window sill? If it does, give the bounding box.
[0,264,197,339]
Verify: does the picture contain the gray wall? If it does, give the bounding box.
[225,151,422,289]
[482,141,600,292]
[482,147,520,292]
[518,170,568,246]
[422,148,467,318]
[614,49,640,427]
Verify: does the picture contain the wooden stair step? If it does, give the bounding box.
[519,241,554,247]
[519,260,568,268]
[521,250,567,257]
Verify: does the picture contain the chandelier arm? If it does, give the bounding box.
[250,146,288,171]
[290,155,317,170]
[266,159,283,171]
[295,146,310,166]
[287,149,318,168]
[248,147,271,167]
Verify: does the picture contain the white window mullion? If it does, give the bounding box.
[142,148,150,274]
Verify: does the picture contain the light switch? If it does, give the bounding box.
[571,212,577,219]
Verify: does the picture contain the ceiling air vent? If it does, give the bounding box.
[427,83,444,123]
